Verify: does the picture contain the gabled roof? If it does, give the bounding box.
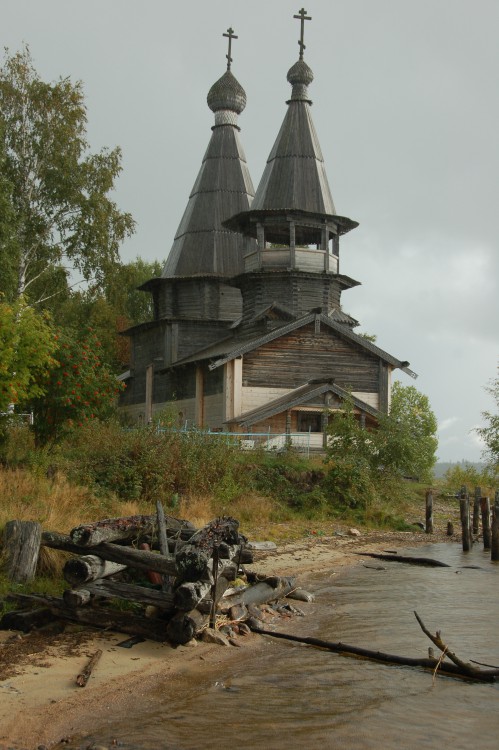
[168,310,416,378]
[225,380,379,427]
[207,313,417,378]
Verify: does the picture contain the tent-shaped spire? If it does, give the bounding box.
[250,56,336,216]
[162,30,255,279]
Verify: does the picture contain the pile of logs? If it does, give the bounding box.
[1,506,302,645]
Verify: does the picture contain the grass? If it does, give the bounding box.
[0,422,456,589]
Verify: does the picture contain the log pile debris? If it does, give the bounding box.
[1,512,308,647]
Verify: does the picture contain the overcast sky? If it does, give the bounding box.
[4,0,498,462]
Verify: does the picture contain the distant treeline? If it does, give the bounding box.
[434,461,485,479]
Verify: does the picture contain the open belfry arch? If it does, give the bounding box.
[120,10,416,446]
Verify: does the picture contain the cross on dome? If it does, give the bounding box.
[223,27,238,70]
[293,8,311,60]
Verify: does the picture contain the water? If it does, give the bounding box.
[72,543,499,749]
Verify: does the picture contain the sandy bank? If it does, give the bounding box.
[0,528,453,750]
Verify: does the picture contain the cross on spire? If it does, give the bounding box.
[293,8,311,60]
[223,27,238,70]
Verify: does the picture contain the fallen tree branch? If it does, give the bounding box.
[249,626,499,683]
[413,611,479,674]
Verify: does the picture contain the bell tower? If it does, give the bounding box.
[224,9,360,330]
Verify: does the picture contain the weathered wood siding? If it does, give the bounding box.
[173,320,232,363]
[120,322,167,408]
[241,386,294,414]
[248,413,287,434]
[242,323,379,393]
[203,393,225,428]
[157,279,242,322]
[237,272,342,327]
[351,391,379,410]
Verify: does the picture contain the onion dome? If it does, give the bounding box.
[207,70,247,115]
[287,58,314,101]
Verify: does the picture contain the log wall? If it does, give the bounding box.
[242,323,380,393]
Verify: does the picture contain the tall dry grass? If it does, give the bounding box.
[0,468,121,533]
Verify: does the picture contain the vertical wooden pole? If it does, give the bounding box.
[4,520,42,583]
[425,489,433,534]
[491,491,499,562]
[481,497,491,550]
[460,487,472,552]
[472,486,481,536]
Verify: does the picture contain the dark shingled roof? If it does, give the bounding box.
[162,69,255,279]
[249,58,334,216]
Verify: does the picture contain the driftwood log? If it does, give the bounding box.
[42,532,178,575]
[7,592,168,642]
[354,552,451,568]
[166,608,207,645]
[0,607,54,633]
[63,579,175,611]
[63,555,127,586]
[218,576,296,613]
[167,574,232,643]
[69,513,195,547]
[2,518,267,644]
[76,649,102,687]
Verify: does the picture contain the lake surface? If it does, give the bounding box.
[69,542,499,749]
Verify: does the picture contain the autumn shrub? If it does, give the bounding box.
[31,326,124,446]
[440,463,498,499]
[59,420,241,503]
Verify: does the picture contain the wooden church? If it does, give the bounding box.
[120,12,416,448]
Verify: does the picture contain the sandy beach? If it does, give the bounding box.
[0,527,453,750]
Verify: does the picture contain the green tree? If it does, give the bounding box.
[31,326,124,445]
[53,258,162,371]
[325,384,438,512]
[476,373,499,467]
[0,296,56,411]
[100,258,163,326]
[325,397,378,509]
[378,382,438,481]
[0,45,135,306]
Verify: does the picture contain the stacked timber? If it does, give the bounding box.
[1,510,305,646]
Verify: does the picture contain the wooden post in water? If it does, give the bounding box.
[425,489,433,534]
[491,491,499,562]
[4,520,42,583]
[472,486,481,536]
[460,487,472,552]
[481,497,491,550]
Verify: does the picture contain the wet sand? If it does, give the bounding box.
[0,528,453,749]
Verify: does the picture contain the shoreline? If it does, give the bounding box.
[0,528,454,749]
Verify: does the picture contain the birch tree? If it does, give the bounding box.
[0,45,135,306]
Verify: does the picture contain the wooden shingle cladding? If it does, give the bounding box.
[142,277,243,323]
[236,270,354,328]
[162,111,255,279]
